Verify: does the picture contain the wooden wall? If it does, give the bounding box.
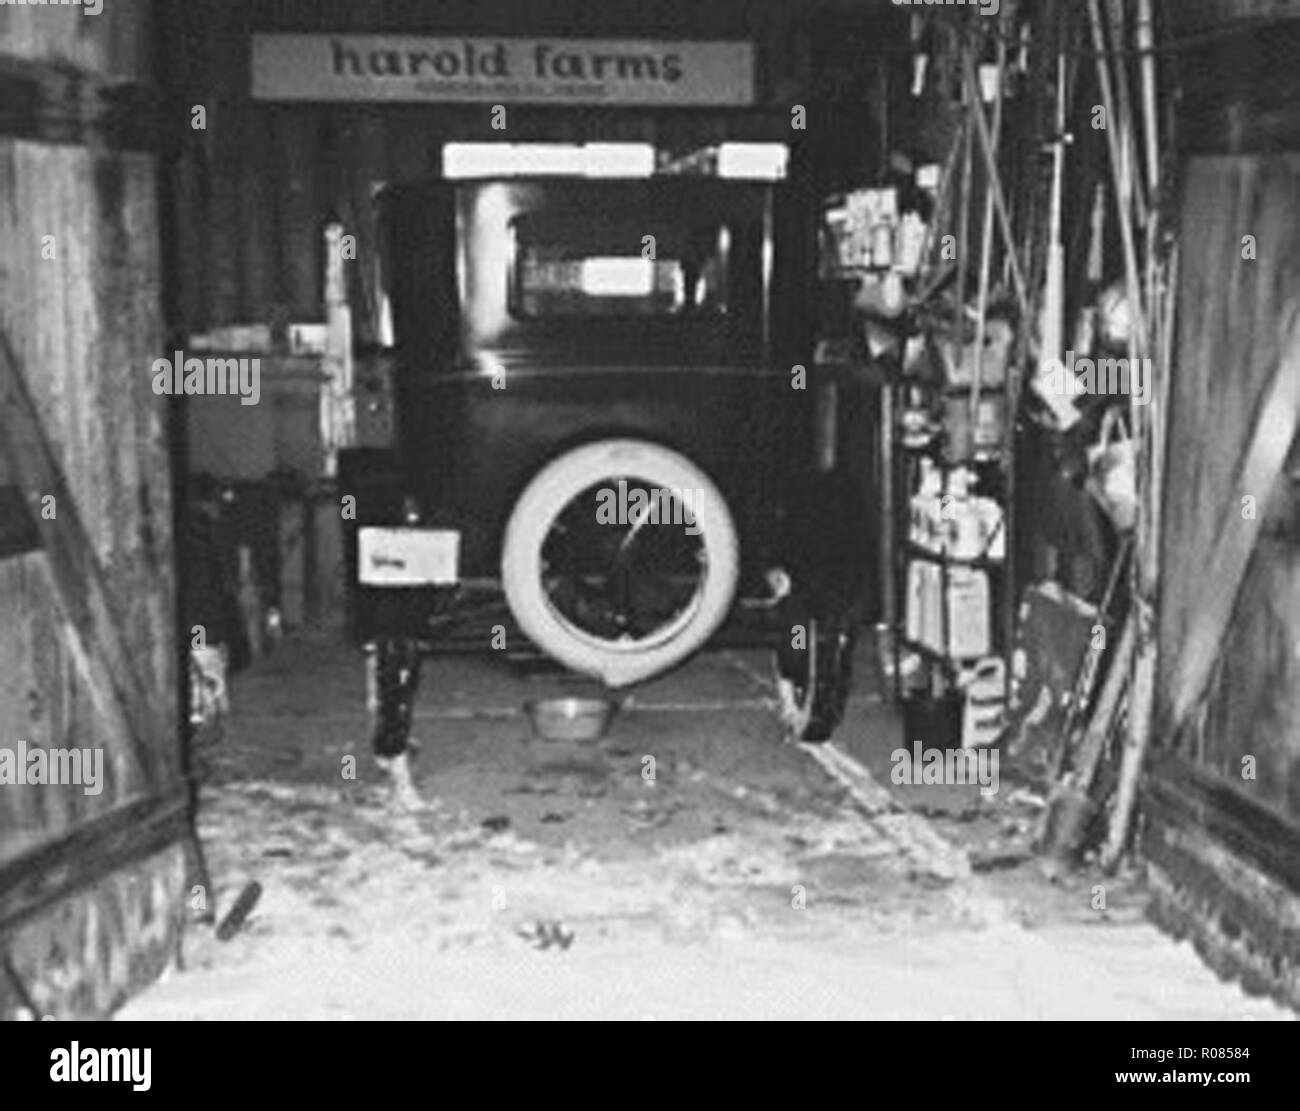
[0,0,188,1018]
[158,0,895,338]
[1144,153,1300,1008]
[1155,155,1300,803]
[0,0,149,74]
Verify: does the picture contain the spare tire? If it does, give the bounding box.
[500,439,740,688]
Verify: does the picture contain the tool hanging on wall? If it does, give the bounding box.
[1086,0,1161,873]
[969,33,1007,443]
[1049,535,1134,776]
[961,52,1028,320]
[1038,608,1136,863]
[1031,49,1076,428]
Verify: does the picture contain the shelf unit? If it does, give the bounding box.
[888,365,1016,744]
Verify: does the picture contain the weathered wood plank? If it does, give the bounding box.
[1143,801,1300,1010]
[1,840,187,1019]
[1202,528,1300,814]
[0,330,165,792]
[0,0,152,83]
[197,1,245,327]
[272,103,325,320]
[1167,0,1300,33]
[1144,747,1300,895]
[1168,324,1299,730]
[0,139,177,812]
[0,791,190,932]
[238,106,278,320]
[1157,155,1300,779]
[0,0,187,1024]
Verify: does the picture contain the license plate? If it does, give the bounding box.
[358,527,459,586]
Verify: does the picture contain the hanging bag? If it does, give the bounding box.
[1086,407,1137,531]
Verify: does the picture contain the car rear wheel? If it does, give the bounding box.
[774,618,856,743]
[500,439,740,688]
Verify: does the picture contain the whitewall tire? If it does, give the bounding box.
[500,438,739,688]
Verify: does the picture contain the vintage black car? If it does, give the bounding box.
[342,165,873,740]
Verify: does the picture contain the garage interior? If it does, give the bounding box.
[1,0,1298,1023]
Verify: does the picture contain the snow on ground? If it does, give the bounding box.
[118,640,1295,1021]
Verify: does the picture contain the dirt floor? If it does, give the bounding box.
[117,632,1295,1021]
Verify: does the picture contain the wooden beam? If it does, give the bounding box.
[0,792,190,935]
[1143,811,1300,1011]
[0,56,162,149]
[1143,747,1300,897]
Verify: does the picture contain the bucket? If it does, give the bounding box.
[902,692,964,750]
[524,697,617,744]
[1039,784,1102,861]
[959,656,1006,749]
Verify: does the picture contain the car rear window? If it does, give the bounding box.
[508,211,734,319]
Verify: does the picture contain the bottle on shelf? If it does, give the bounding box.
[944,466,978,558]
[910,456,944,551]
[946,565,992,659]
[938,465,1007,563]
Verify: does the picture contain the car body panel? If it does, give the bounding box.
[347,172,870,647]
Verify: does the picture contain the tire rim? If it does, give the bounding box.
[538,477,711,653]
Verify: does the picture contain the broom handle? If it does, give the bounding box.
[1074,610,1137,794]
[962,52,1029,317]
[970,35,1007,435]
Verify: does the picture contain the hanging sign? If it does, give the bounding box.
[251,35,754,106]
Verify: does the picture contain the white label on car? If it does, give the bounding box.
[358,527,460,586]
